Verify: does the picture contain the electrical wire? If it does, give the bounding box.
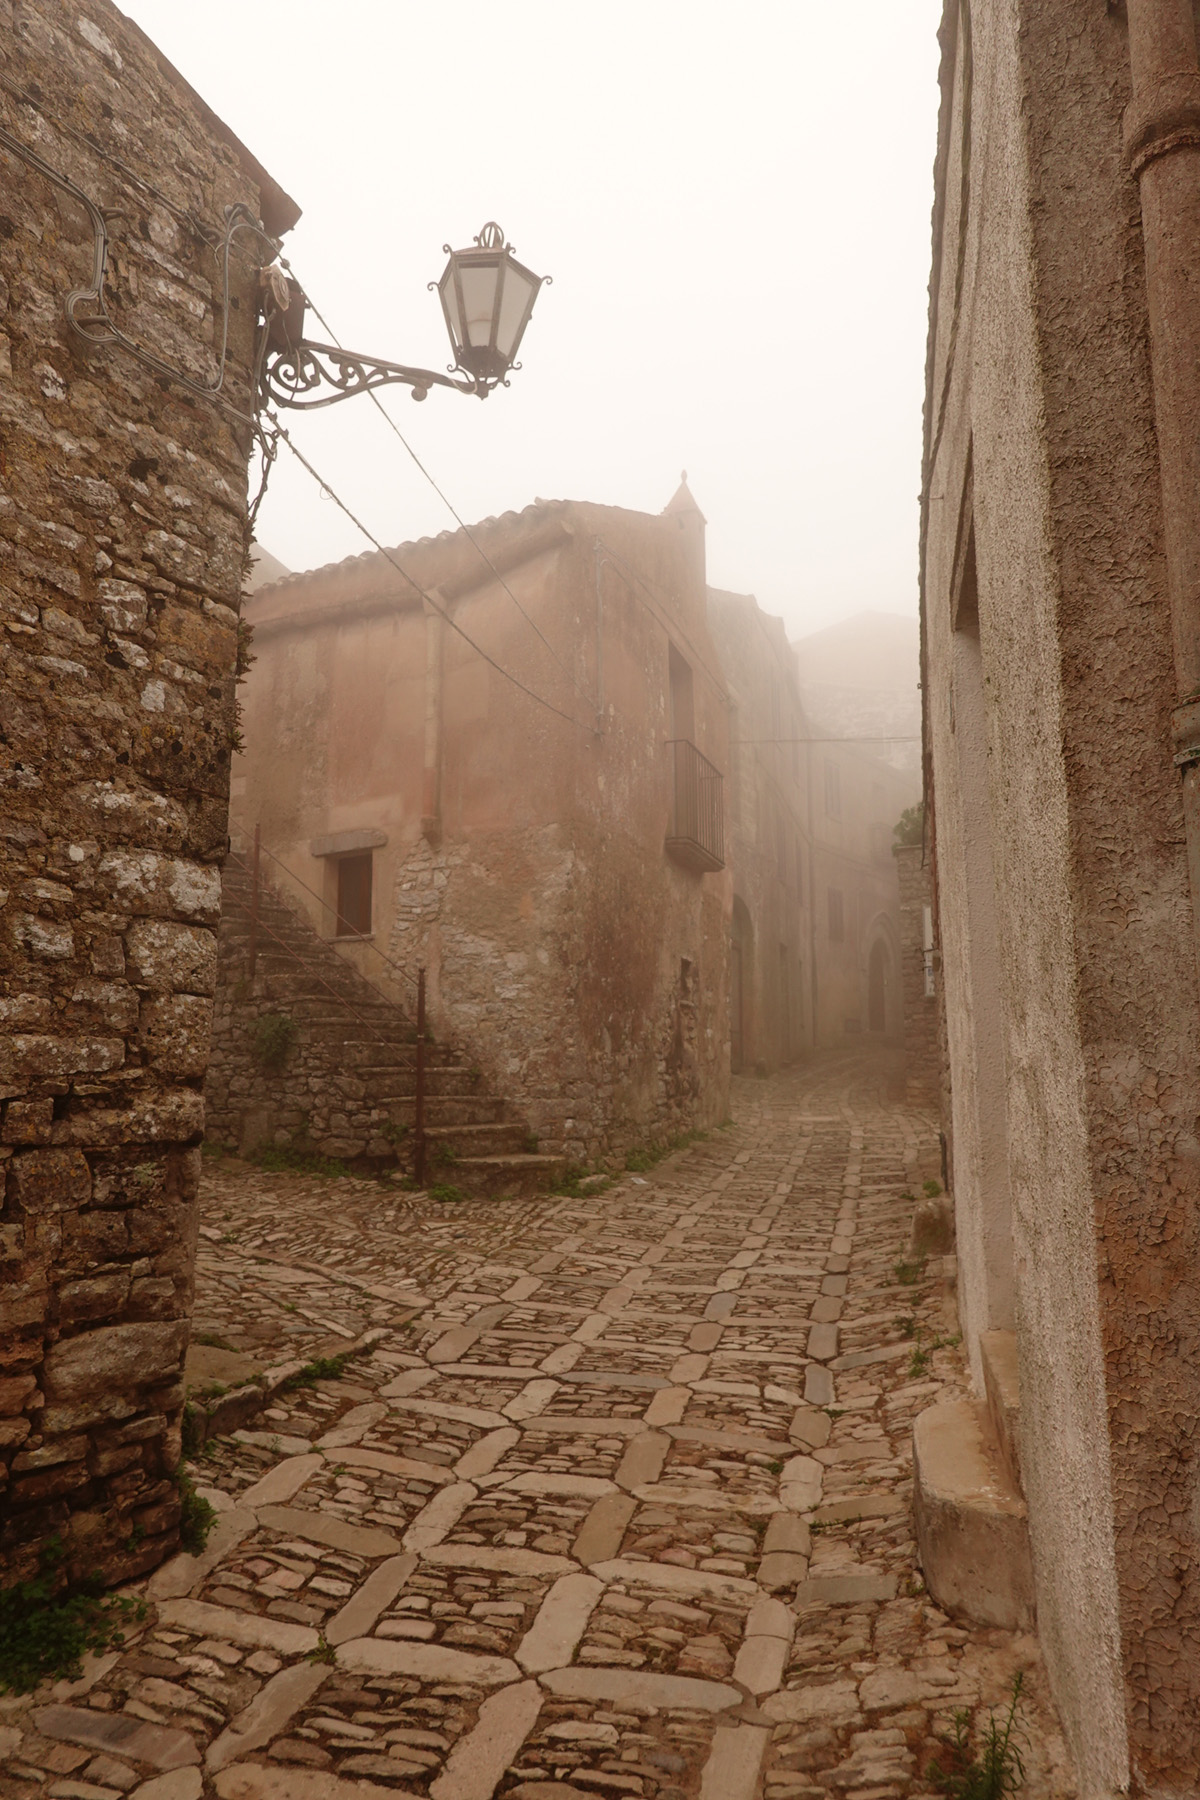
[0,117,277,425]
[284,280,597,712]
[0,72,226,248]
[267,415,591,734]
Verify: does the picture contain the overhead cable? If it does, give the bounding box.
[268,416,591,734]
[286,280,596,711]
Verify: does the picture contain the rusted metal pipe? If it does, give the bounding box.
[1124,0,1200,964]
[413,966,427,1188]
[248,822,261,982]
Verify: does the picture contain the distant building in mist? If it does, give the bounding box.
[792,611,921,775]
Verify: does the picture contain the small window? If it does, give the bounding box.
[828,887,845,942]
[336,852,372,936]
[824,761,841,820]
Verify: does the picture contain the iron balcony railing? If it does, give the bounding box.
[665,738,725,873]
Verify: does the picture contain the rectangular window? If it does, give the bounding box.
[828,887,845,942]
[336,852,372,936]
[824,760,841,820]
[669,643,695,742]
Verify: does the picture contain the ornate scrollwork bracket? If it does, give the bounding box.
[260,338,491,410]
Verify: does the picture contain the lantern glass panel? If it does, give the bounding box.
[496,262,538,360]
[460,262,502,348]
[438,267,463,348]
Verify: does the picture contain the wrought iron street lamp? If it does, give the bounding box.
[260,222,548,411]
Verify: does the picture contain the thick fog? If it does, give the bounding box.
[121,0,942,637]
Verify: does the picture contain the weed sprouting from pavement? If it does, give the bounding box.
[927,1674,1027,1798]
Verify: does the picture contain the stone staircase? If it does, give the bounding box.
[206,853,566,1196]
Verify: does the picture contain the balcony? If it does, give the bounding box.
[665,739,725,873]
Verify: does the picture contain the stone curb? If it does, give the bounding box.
[183,1322,406,1449]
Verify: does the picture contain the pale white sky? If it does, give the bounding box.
[122,0,943,638]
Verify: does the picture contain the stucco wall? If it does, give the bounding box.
[236,496,731,1166]
[924,0,1200,1788]
[0,1,287,1580]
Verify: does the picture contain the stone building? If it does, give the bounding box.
[228,483,731,1166]
[919,0,1200,1789]
[0,2,294,1580]
[707,588,916,1071]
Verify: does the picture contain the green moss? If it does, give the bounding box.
[249,1142,351,1179]
[0,1539,147,1695]
[428,1183,468,1204]
[251,1012,297,1071]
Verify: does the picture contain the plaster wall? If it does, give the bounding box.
[235,496,731,1165]
[924,0,1200,1786]
[893,846,939,1111]
[0,0,290,1579]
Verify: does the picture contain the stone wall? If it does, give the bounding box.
[0,1,292,1581]
[894,844,939,1110]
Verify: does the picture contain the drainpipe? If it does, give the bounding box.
[1124,0,1200,964]
[421,593,445,846]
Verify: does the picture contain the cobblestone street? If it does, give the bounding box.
[0,1053,1076,1800]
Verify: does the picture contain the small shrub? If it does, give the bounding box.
[927,1673,1027,1798]
[923,1178,943,1198]
[0,1538,147,1695]
[431,1143,458,1168]
[428,1183,467,1204]
[523,1132,540,1153]
[895,1315,918,1340]
[177,1471,217,1556]
[893,1256,928,1287]
[306,1634,337,1666]
[251,1013,297,1071]
[894,800,925,848]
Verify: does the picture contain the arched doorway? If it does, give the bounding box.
[731,896,753,1073]
[868,938,888,1033]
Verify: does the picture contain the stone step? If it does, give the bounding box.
[912,1397,1034,1631]
[449,1153,568,1198]
[424,1122,533,1161]
[979,1330,1022,1497]
[373,1095,510,1126]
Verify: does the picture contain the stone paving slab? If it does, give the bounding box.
[2,1051,1080,1800]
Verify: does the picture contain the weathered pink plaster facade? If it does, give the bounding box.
[234,486,731,1164]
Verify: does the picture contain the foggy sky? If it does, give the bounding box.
[120,0,943,639]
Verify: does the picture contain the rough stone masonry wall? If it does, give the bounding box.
[0,2,279,1582]
[894,845,939,1110]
